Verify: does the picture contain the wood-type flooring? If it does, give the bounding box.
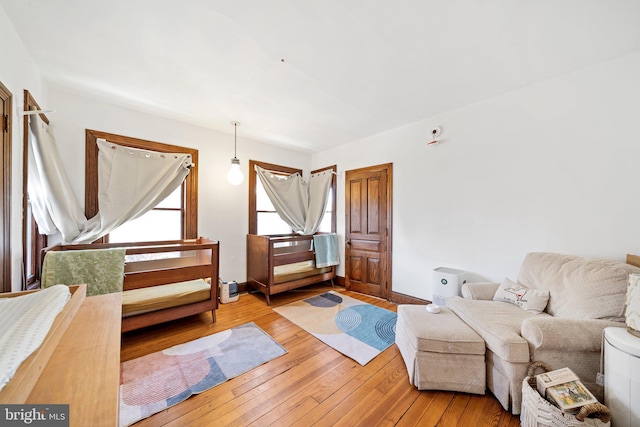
[121,284,520,427]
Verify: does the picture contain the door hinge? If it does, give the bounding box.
[2,114,7,133]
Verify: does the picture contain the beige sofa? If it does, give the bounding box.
[447,252,639,415]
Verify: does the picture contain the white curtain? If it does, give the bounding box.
[28,114,87,242]
[27,114,193,244]
[255,165,333,235]
[74,139,193,243]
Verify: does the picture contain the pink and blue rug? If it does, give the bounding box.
[273,291,397,366]
[119,322,286,427]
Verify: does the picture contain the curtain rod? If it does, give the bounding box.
[23,109,55,115]
[255,165,338,175]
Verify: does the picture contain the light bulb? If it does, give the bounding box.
[227,158,244,185]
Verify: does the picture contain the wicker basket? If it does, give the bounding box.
[520,362,611,427]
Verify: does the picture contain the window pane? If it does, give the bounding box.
[318,212,333,233]
[26,202,33,276]
[155,186,182,209]
[257,212,292,235]
[318,188,333,233]
[256,178,276,211]
[110,210,181,243]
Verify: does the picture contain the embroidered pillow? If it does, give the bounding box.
[493,277,550,314]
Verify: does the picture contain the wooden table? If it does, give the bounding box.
[26,292,122,427]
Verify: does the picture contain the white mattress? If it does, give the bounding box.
[0,285,71,391]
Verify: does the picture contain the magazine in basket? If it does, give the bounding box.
[544,380,599,413]
[536,367,579,395]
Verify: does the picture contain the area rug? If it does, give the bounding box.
[273,291,396,366]
[119,322,287,427]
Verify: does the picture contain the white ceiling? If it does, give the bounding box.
[3,0,640,152]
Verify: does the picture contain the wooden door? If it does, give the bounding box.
[0,82,11,293]
[345,163,392,299]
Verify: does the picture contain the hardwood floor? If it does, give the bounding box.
[121,284,521,427]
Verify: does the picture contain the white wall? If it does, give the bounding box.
[43,87,313,284]
[6,0,640,300]
[0,4,47,291]
[313,50,640,301]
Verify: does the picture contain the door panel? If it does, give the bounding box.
[367,178,380,234]
[345,164,392,299]
[349,180,362,233]
[348,256,363,282]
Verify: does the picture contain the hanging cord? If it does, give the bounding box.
[232,121,239,159]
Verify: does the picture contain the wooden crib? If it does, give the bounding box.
[246,233,336,305]
[41,237,219,332]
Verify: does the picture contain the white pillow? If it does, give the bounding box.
[493,277,550,314]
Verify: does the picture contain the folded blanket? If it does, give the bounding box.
[41,248,126,296]
[0,285,70,391]
[313,233,340,268]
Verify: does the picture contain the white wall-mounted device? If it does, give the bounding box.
[428,126,442,145]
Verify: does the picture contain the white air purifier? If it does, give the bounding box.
[432,267,468,307]
[219,279,239,303]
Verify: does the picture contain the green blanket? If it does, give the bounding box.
[41,248,126,296]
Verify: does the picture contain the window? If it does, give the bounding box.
[108,186,184,243]
[22,90,48,290]
[1,82,12,292]
[249,160,300,235]
[85,130,198,243]
[255,176,294,235]
[248,160,336,235]
[313,165,337,234]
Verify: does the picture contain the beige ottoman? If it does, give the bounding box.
[395,305,486,394]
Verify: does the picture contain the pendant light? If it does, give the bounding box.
[227,121,244,185]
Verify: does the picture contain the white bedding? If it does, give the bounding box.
[0,285,71,391]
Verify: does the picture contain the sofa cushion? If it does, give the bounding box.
[517,252,640,320]
[493,277,550,314]
[396,305,485,355]
[448,296,550,363]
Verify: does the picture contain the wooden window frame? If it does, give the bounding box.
[1,82,12,292]
[85,129,198,243]
[248,160,336,235]
[311,164,337,234]
[248,160,301,235]
[22,90,48,290]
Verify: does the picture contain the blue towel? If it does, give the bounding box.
[313,234,340,268]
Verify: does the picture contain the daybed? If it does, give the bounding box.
[41,237,219,332]
[445,252,640,415]
[246,233,337,305]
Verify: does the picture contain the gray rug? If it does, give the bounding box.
[119,322,287,426]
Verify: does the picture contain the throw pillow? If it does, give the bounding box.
[493,277,550,314]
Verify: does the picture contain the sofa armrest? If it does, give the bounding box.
[461,282,500,300]
[521,317,622,352]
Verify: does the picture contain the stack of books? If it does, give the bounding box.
[535,367,598,413]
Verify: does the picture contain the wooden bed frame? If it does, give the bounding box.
[0,284,86,404]
[42,237,219,332]
[0,285,122,425]
[246,233,336,305]
[627,254,640,268]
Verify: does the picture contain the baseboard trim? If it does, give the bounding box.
[237,277,344,295]
[238,281,250,294]
[240,276,426,305]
